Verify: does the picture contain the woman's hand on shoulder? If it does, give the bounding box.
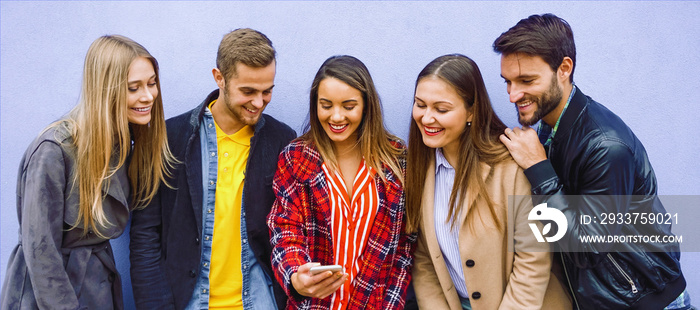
[291,262,347,299]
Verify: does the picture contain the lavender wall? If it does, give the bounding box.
[2,1,699,308]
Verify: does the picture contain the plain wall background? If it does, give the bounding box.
[2,1,698,308]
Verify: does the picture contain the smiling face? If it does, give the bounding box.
[413,76,470,160]
[213,61,276,134]
[316,77,364,149]
[500,53,564,126]
[126,57,158,125]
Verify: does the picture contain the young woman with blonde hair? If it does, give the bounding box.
[268,55,416,309]
[1,35,175,309]
[407,54,570,310]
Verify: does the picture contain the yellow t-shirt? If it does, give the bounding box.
[209,100,254,309]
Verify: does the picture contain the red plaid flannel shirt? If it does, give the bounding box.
[267,139,417,310]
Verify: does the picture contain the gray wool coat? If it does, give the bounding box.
[1,123,129,310]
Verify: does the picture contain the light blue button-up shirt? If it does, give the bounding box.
[434,148,469,299]
[185,107,277,309]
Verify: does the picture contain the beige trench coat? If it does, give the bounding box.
[412,158,571,310]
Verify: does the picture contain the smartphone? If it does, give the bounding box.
[309,265,343,275]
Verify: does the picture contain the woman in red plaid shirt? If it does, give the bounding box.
[267,55,417,310]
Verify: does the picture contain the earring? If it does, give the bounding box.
[467,121,472,126]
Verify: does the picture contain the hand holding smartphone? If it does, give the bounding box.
[309,264,343,275]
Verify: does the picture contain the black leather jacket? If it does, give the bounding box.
[524,87,686,310]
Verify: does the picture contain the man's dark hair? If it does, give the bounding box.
[493,13,576,83]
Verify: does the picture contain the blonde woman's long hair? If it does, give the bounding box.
[301,55,404,185]
[56,35,175,237]
[405,54,510,233]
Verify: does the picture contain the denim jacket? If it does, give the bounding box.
[129,89,296,309]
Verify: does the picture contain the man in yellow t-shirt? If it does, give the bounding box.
[208,103,253,308]
[129,28,296,310]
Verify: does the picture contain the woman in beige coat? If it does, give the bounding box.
[405,54,571,310]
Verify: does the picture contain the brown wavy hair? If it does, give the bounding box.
[300,55,404,184]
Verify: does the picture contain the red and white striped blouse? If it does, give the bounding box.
[322,159,379,310]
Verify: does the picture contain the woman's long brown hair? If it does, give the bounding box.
[405,54,509,233]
